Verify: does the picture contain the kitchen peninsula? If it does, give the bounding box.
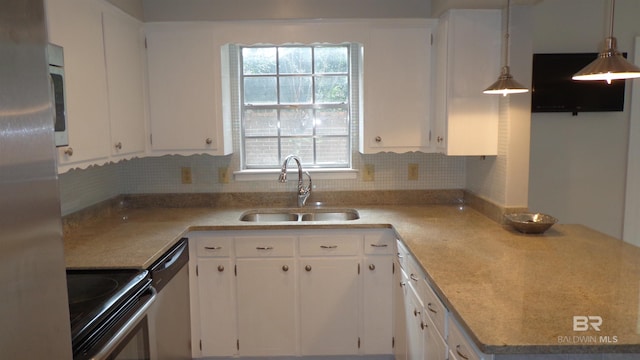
[63,195,640,359]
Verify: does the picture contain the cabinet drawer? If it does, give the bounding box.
[196,237,233,257]
[448,317,483,360]
[299,234,361,256]
[423,280,447,339]
[396,240,409,269]
[235,236,295,257]
[364,231,395,255]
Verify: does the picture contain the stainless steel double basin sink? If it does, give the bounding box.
[240,208,360,222]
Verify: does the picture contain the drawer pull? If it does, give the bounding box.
[413,308,421,317]
[305,265,312,272]
[456,345,470,360]
[410,274,419,282]
[420,321,425,330]
[369,264,376,271]
[282,265,289,272]
[370,244,388,248]
[320,245,338,249]
[205,246,222,250]
[400,281,406,287]
[256,246,274,250]
[427,303,438,314]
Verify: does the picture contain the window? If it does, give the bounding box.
[240,44,354,170]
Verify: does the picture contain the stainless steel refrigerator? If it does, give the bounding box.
[0,0,73,358]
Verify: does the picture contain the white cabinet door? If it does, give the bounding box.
[394,261,408,360]
[299,258,360,355]
[46,0,110,171]
[197,258,237,357]
[236,258,297,356]
[433,9,501,156]
[145,23,231,155]
[360,20,435,154]
[405,277,425,360]
[102,8,146,159]
[424,315,448,360]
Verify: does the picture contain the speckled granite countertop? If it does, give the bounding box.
[63,204,640,355]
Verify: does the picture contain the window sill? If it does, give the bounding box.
[233,168,358,182]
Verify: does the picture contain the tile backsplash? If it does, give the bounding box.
[59,151,465,215]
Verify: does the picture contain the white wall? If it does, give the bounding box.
[529,0,640,238]
[465,4,533,209]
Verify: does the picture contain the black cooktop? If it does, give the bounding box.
[66,269,150,353]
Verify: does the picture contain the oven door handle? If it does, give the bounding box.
[90,287,157,360]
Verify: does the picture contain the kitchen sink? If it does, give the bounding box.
[239,209,360,222]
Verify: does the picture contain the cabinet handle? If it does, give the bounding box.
[305,265,312,272]
[282,265,289,272]
[369,264,376,271]
[436,136,443,143]
[204,246,222,251]
[320,245,337,249]
[420,321,425,330]
[410,274,419,282]
[375,136,382,143]
[256,246,274,250]
[427,303,438,314]
[217,265,224,272]
[370,244,388,248]
[205,138,213,145]
[114,142,122,150]
[455,345,470,360]
[64,147,73,156]
[414,308,421,317]
[400,281,406,287]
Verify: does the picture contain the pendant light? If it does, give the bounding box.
[483,0,529,96]
[572,0,640,84]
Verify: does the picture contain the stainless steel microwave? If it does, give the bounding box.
[48,43,68,147]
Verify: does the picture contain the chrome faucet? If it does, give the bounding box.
[278,155,312,207]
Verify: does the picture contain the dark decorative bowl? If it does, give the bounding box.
[504,212,558,234]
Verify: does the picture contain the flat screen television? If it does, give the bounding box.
[531,53,626,114]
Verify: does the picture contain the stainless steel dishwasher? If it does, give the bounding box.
[148,238,191,360]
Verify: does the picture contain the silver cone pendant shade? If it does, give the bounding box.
[572,37,640,84]
[483,0,528,96]
[483,66,529,96]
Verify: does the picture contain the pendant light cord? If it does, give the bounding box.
[504,0,511,68]
[608,0,615,39]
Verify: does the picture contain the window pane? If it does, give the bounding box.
[281,138,313,164]
[244,109,278,137]
[315,47,348,74]
[316,137,349,165]
[242,47,276,75]
[281,108,313,136]
[245,138,279,167]
[244,77,277,104]
[279,76,312,104]
[315,76,348,104]
[316,108,349,136]
[278,47,312,74]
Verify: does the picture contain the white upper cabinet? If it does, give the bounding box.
[102,8,147,159]
[46,0,111,171]
[433,9,501,156]
[145,23,232,156]
[360,20,436,154]
[46,0,148,172]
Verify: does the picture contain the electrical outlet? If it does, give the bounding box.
[363,164,375,182]
[408,163,419,181]
[218,167,230,184]
[181,167,192,184]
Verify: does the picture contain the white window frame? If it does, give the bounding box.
[234,43,360,178]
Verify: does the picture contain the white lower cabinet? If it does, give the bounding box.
[189,229,395,359]
[235,235,297,356]
[299,257,360,355]
[448,316,491,360]
[197,257,237,356]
